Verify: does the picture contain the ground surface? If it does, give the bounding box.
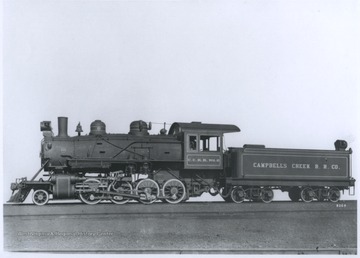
[3,200,357,254]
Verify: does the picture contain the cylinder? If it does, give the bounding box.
[58,117,69,137]
[52,175,76,199]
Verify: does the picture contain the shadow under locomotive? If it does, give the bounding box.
[8,117,355,205]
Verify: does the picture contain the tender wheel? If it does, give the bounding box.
[162,179,186,204]
[136,178,159,204]
[300,187,315,202]
[79,179,104,205]
[231,186,245,203]
[32,189,49,206]
[260,187,274,203]
[328,187,341,202]
[108,181,133,204]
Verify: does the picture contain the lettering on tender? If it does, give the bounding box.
[292,164,311,169]
[253,162,341,170]
[253,162,287,169]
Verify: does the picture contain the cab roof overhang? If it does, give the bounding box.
[168,122,240,135]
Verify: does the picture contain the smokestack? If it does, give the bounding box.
[58,117,69,137]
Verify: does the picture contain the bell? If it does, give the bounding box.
[75,122,83,136]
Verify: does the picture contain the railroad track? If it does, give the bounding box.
[4,200,356,216]
[4,201,357,254]
[4,248,357,255]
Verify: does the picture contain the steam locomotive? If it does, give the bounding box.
[8,117,355,205]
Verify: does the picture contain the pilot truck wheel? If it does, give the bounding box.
[32,189,49,206]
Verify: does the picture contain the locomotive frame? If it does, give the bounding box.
[8,117,355,205]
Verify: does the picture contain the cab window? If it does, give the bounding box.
[188,135,198,151]
[199,135,220,152]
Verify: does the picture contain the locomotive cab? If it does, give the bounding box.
[169,122,240,170]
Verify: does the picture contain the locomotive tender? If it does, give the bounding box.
[8,117,355,205]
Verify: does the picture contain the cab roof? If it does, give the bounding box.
[168,122,240,135]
